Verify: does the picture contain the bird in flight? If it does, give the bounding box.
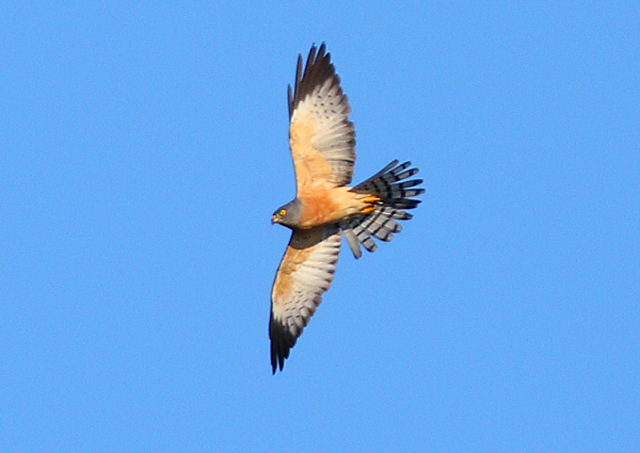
[270,44,424,373]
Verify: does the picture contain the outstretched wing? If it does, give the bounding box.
[288,43,356,193]
[269,225,341,373]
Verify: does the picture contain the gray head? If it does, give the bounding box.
[271,198,302,229]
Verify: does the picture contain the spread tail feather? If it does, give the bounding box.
[342,160,424,259]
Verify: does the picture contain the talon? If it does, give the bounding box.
[363,195,380,203]
[361,206,377,215]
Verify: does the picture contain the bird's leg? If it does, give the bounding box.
[361,195,380,214]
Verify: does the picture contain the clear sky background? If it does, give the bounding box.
[2,1,639,452]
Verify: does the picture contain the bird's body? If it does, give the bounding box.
[269,44,424,373]
[277,188,375,229]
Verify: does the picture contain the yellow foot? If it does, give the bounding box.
[363,195,380,203]
[361,206,377,215]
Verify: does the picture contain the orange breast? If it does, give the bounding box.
[297,188,364,229]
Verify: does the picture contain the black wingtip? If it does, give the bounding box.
[288,43,337,119]
[270,345,284,374]
[270,317,295,375]
[270,359,281,375]
[270,346,287,374]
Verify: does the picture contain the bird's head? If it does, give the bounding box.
[271,199,302,228]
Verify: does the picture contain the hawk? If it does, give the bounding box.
[269,44,424,373]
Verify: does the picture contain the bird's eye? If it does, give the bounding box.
[279,209,287,216]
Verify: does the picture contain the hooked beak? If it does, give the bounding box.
[271,214,278,224]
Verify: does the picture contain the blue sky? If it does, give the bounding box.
[2,1,639,451]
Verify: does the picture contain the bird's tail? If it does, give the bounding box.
[341,160,424,259]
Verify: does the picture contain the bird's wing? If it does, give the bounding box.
[288,43,356,193]
[269,225,341,373]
